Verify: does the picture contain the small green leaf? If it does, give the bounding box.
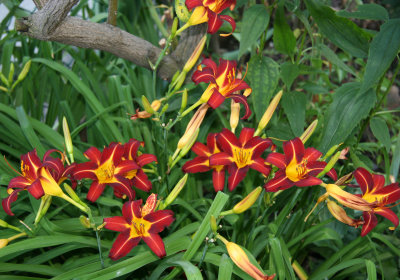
[336,4,388,21]
[318,44,356,76]
[365,259,377,280]
[370,117,391,152]
[318,83,376,153]
[280,62,299,90]
[360,19,400,93]
[281,91,306,136]
[247,56,280,121]
[239,5,270,58]
[305,0,370,58]
[269,238,285,280]
[390,132,400,179]
[170,261,203,280]
[273,5,296,58]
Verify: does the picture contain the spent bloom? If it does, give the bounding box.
[184,0,236,36]
[265,138,337,192]
[192,58,252,119]
[104,194,174,260]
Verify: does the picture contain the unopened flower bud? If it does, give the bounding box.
[0,219,8,228]
[233,187,262,214]
[63,183,81,203]
[0,239,8,248]
[17,60,31,82]
[161,174,188,209]
[180,88,188,113]
[300,119,318,143]
[142,96,155,114]
[8,63,15,84]
[62,117,74,163]
[230,100,240,133]
[183,35,207,73]
[177,104,208,149]
[79,215,92,229]
[171,17,179,36]
[255,90,283,136]
[317,151,340,178]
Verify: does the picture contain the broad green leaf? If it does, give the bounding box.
[218,254,233,280]
[390,132,400,179]
[365,259,377,280]
[0,263,63,277]
[280,62,299,90]
[170,260,203,280]
[311,258,367,280]
[370,117,391,152]
[269,238,285,280]
[302,227,342,248]
[304,0,370,58]
[239,5,270,58]
[281,91,306,136]
[1,39,14,77]
[318,83,376,153]
[318,44,356,76]
[360,19,400,93]
[247,56,280,121]
[273,5,296,58]
[336,4,388,21]
[16,106,46,157]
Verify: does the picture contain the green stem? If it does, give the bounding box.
[60,194,88,213]
[95,229,105,269]
[292,260,308,280]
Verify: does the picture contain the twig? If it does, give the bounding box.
[107,0,118,26]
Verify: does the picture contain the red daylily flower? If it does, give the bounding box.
[2,149,74,216]
[104,194,174,260]
[123,139,157,193]
[73,142,139,202]
[353,167,400,236]
[186,0,236,35]
[265,138,337,192]
[182,133,226,192]
[192,58,252,119]
[209,128,272,191]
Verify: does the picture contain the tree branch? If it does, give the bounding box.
[16,0,207,81]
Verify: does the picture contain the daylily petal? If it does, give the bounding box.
[192,67,216,84]
[219,14,236,35]
[228,165,249,191]
[245,137,272,159]
[209,152,232,166]
[146,210,175,233]
[239,128,254,144]
[354,167,374,195]
[8,176,31,189]
[124,139,143,161]
[375,208,399,228]
[83,147,102,164]
[326,168,338,181]
[250,158,271,176]
[264,170,294,192]
[27,179,44,199]
[142,233,166,258]
[207,133,219,153]
[100,143,124,166]
[136,154,157,167]
[123,200,143,221]
[372,184,400,205]
[303,148,322,162]
[185,0,203,10]
[42,157,64,179]
[295,176,322,187]
[200,58,218,75]
[72,162,98,180]
[191,142,210,157]
[86,181,106,202]
[109,231,141,260]
[132,170,152,192]
[227,94,251,120]
[325,184,374,212]
[182,157,211,173]
[21,149,42,180]
[104,216,130,232]
[217,128,241,154]
[212,169,225,191]
[111,176,135,200]
[361,211,378,236]
[283,138,304,165]
[208,89,226,109]
[372,174,385,191]
[2,189,21,216]
[266,153,286,169]
[114,160,140,175]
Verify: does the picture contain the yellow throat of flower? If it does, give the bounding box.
[95,160,116,184]
[286,159,308,182]
[130,218,151,238]
[232,147,252,169]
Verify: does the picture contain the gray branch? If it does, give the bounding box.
[16,0,207,80]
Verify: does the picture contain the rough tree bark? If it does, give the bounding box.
[15,0,206,81]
